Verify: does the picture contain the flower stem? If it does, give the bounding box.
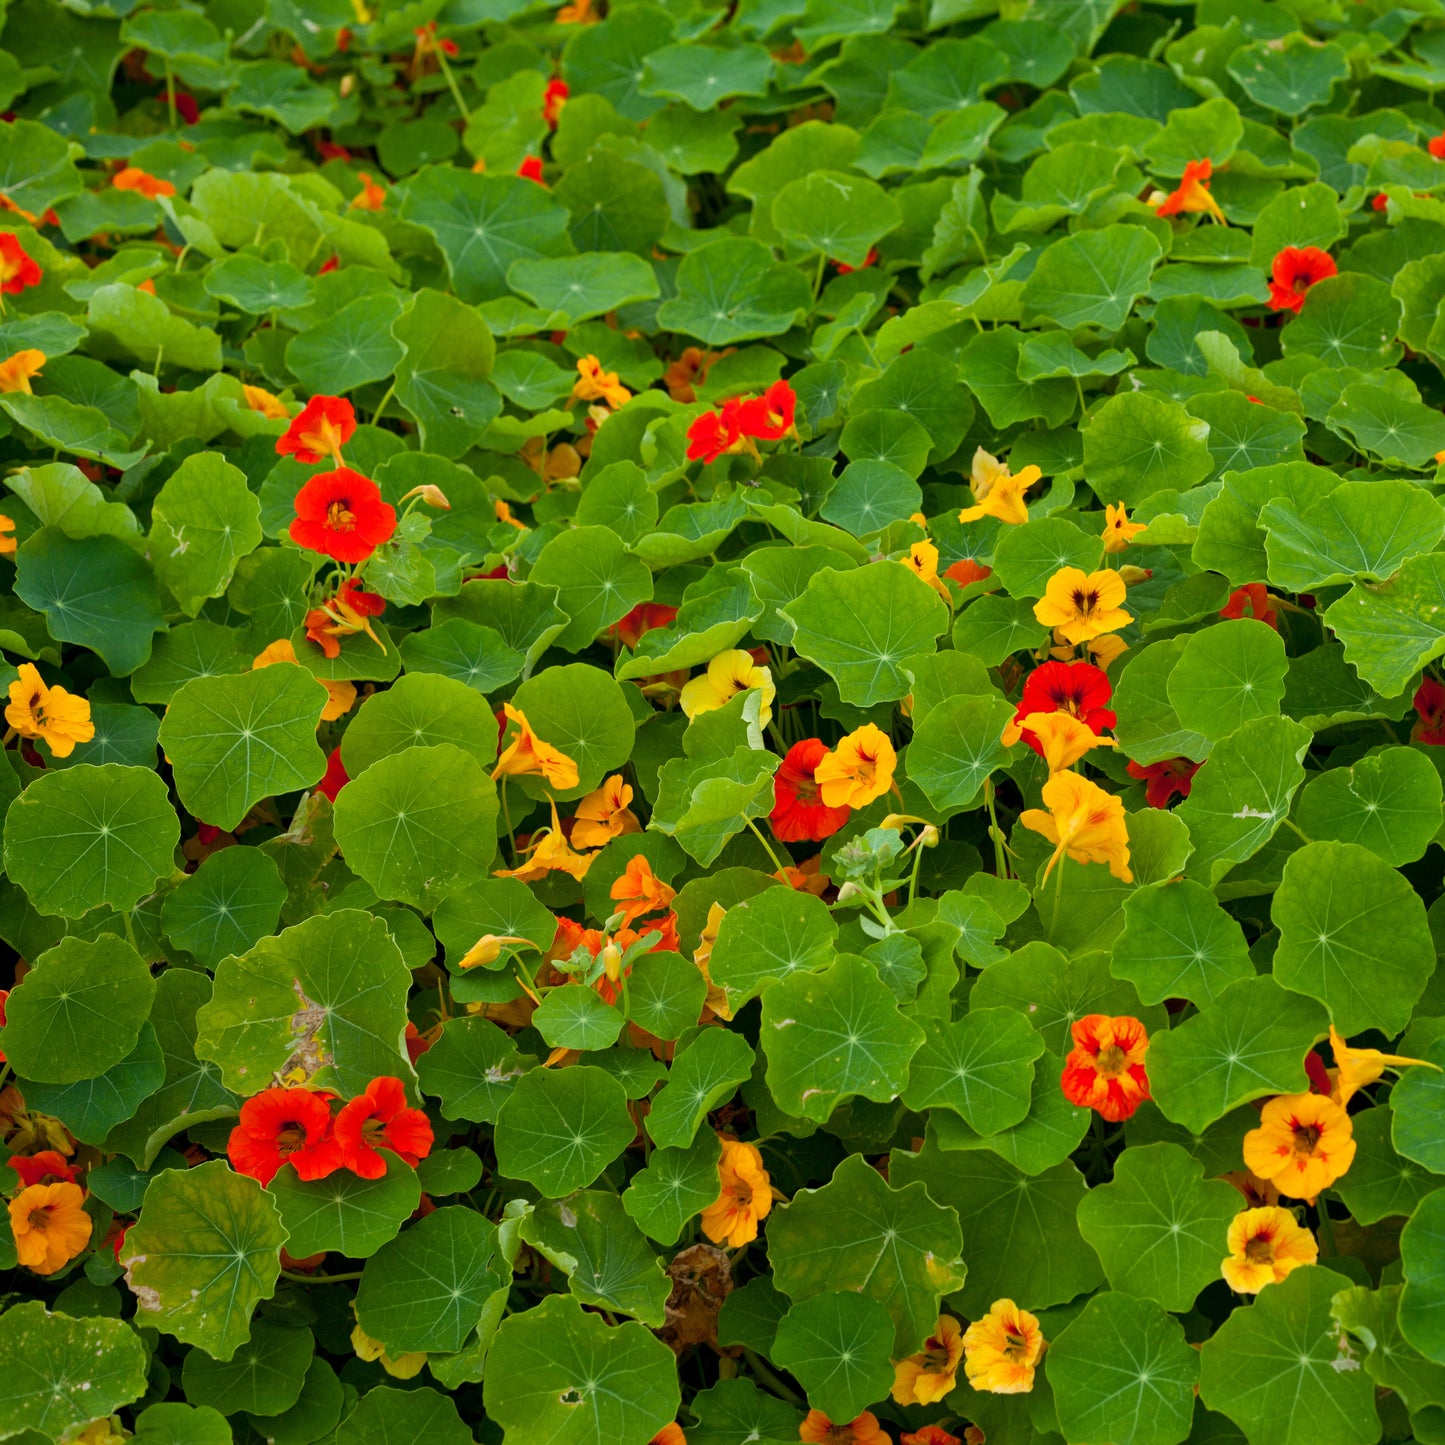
[1316,1192,1337,1257]
[745,816,786,874]
[281,1269,364,1283]
[742,1347,806,1407]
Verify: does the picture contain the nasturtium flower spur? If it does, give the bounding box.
[0,233,41,295]
[958,462,1041,526]
[771,738,853,842]
[5,663,94,758]
[1021,771,1132,882]
[9,1181,92,1275]
[680,649,775,729]
[1221,1206,1318,1294]
[333,1077,434,1179]
[1154,158,1225,222]
[0,347,43,393]
[700,1136,773,1247]
[799,1411,890,1445]
[492,702,581,790]
[290,467,397,563]
[1243,1092,1356,1203]
[227,1086,341,1186]
[1327,1025,1439,1108]
[1061,1014,1151,1121]
[277,394,356,465]
[962,1299,1045,1394]
[892,1314,965,1406]
[1101,502,1145,554]
[1267,246,1336,314]
[572,774,641,848]
[1033,567,1131,644]
[570,355,631,409]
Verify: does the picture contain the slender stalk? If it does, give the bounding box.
[745,816,786,874]
[281,1269,364,1283]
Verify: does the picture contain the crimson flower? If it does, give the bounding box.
[1414,677,1445,745]
[609,602,678,650]
[333,1077,434,1179]
[517,155,545,185]
[686,397,747,463]
[770,739,852,843]
[277,395,356,465]
[1006,661,1115,758]
[318,746,349,801]
[1266,246,1336,314]
[9,1151,78,1188]
[227,1087,340,1186]
[1126,756,1200,809]
[0,233,41,296]
[1221,582,1277,630]
[290,467,396,563]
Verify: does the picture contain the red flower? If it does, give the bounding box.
[737,379,796,440]
[543,78,569,127]
[227,1087,341,1186]
[1006,661,1115,757]
[110,1222,131,1262]
[318,253,340,275]
[609,602,678,650]
[835,247,879,275]
[1372,193,1389,212]
[1266,246,1337,315]
[1221,583,1277,630]
[1414,677,1445,744]
[686,398,746,463]
[1304,1050,1333,1096]
[0,233,41,296]
[1061,1014,1151,1122]
[1126,757,1200,809]
[276,395,356,465]
[943,558,992,588]
[333,1076,434,1180]
[316,139,352,161]
[1430,134,1445,159]
[517,155,545,185]
[770,739,852,843]
[318,746,349,801]
[290,467,396,563]
[404,1022,432,1065]
[9,1151,78,1188]
[1155,158,1224,222]
[164,89,199,124]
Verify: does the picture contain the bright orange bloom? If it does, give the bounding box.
[303,577,387,661]
[1221,582,1278,630]
[572,775,641,849]
[1012,710,1116,775]
[290,467,396,564]
[349,172,385,210]
[651,1428,686,1445]
[277,394,356,465]
[456,933,531,969]
[892,1315,964,1406]
[0,233,41,295]
[226,1087,340,1186]
[332,1077,433,1179]
[0,348,43,394]
[1101,502,1145,554]
[902,1430,964,1445]
[945,558,992,589]
[252,638,355,721]
[5,663,93,758]
[494,803,595,882]
[663,346,729,403]
[0,514,14,556]
[798,1412,889,1445]
[1061,1014,1150,1122]
[610,854,675,925]
[10,1181,92,1275]
[570,355,631,409]
[1019,770,1132,882]
[242,384,289,420]
[1243,1093,1356,1202]
[962,1299,1045,1394]
[492,703,580,790]
[516,155,546,185]
[112,166,176,199]
[814,724,896,809]
[1034,567,1131,644]
[1328,1024,1440,1108]
[556,0,596,22]
[1221,1206,1318,1293]
[680,649,775,729]
[1155,158,1225,223]
[700,1137,773,1248]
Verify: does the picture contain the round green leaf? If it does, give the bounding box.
[266,1159,422,1260]
[771,1292,895,1424]
[1167,619,1287,742]
[494,1064,635,1195]
[161,845,287,969]
[180,1319,313,1417]
[530,527,654,654]
[340,672,499,776]
[1402,1188,1445,1364]
[1325,553,1445,699]
[1111,879,1255,1007]
[771,170,901,267]
[417,1015,535,1124]
[622,1129,721,1245]
[655,237,812,345]
[1391,1039,1445,1176]
[646,1028,755,1147]
[708,884,838,1011]
[1081,392,1214,510]
[1022,224,1163,331]
[1294,748,1442,867]
[22,1022,165,1143]
[325,1386,473,1445]
[149,452,264,617]
[908,692,1016,815]
[1281,273,1402,372]
[900,1007,1044,1135]
[392,289,500,458]
[511,661,637,797]
[533,985,624,1051]
[1335,1105,1440,1226]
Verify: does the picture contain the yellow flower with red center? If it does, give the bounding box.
[5,663,94,758]
[1221,1206,1318,1293]
[700,1136,773,1247]
[1242,1092,1356,1202]
[1034,567,1132,644]
[492,703,580,790]
[1101,502,1146,554]
[959,460,1041,526]
[9,1180,92,1274]
[570,355,631,409]
[252,639,355,722]
[1061,1014,1150,1121]
[571,774,641,849]
[962,1299,1045,1394]
[798,1411,890,1445]
[892,1314,965,1406]
[0,348,43,394]
[1020,770,1132,882]
[610,854,675,925]
[679,649,775,729]
[493,802,594,882]
[1328,1024,1440,1107]
[1012,710,1116,775]
[814,724,896,809]
[242,383,289,420]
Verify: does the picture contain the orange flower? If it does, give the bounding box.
[252,639,355,721]
[0,233,41,295]
[814,724,896,809]
[332,1076,433,1179]
[1061,1014,1150,1122]
[242,384,289,420]
[663,346,728,403]
[962,1299,1045,1394]
[700,1137,773,1247]
[227,1086,340,1186]
[0,514,13,556]
[572,774,641,848]
[651,1428,686,1445]
[112,166,176,199]
[494,803,594,882]
[10,1181,92,1275]
[798,1411,889,1445]
[556,0,596,21]
[543,77,569,127]
[290,466,397,564]
[1221,1206,1318,1293]
[1242,1093,1356,1202]
[277,394,356,465]
[1328,1024,1440,1108]
[570,355,631,409]
[1011,710,1115,775]
[610,854,675,925]
[492,703,580,790]
[1019,770,1132,882]
[892,1314,965,1405]
[1101,502,1145,554]
[5,663,94,757]
[0,348,43,394]
[1154,158,1226,223]
[903,1430,964,1445]
[456,934,531,969]
[349,172,385,210]
[303,578,387,660]
[1034,567,1131,644]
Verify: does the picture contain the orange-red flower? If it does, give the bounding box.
[1221,582,1278,630]
[113,166,176,199]
[736,379,796,440]
[10,1181,91,1275]
[572,774,641,848]
[318,746,349,802]
[902,1430,965,1445]
[348,171,386,211]
[0,233,41,295]
[226,1086,340,1186]
[771,738,853,842]
[944,558,992,589]
[663,346,729,403]
[1127,756,1200,808]
[277,395,356,465]
[1061,1014,1150,1122]
[333,1077,434,1179]
[1267,246,1336,314]
[304,577,387,659]
[290,467,397,563]
[815,724,896,809]
[687,398,752,463]
[9,1150,78,1188]
[543,78,569,127]
[0,348,44,394]
[1154,158,1225,223]
[610,854,676,925]
[517,155,546,185]
[798,1412,889,1445]
[651,1427,687,1445]
[1003,661,1115,756]
[0,513,14,556]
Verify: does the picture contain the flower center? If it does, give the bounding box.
[1002,1328,1030,1359]
[1071,587,1100,617]
[275,1122,307,1156]
[362,1117,389,1145]
[921,1338,952,1371]
[1244,1236,1276,1264]
[326,500,356,532]
[1291,1122,1322,1157]
[27,1207,50,1232]
[729,1182,753,1208]
[1094,1043,1128,1078]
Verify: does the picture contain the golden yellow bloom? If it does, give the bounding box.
[799,1413,889,1445]
[1034,567,1132,644]
[10,1181,92,1275]
[1221,1206,1318,1294]
[1101,502,1146,554]
[679,649,775,729]
[700,1136,773,1248]
[1020,770,1132,883]
[1242,1092,1356,1203]
[492,702,580,790]
[0,348,44,394]
[242,384,289,420]
[962,1299,1045,1394]
[693,901,733,1020]
[1012,710,1116,775]
[5,663,94,758]
[570,355,631,409]
[73,1421,126,1445]
[1328,1024,1441,1108]
[494,499,527,530]
[572,774,640,849]
[815,724,896,809]
[351,1321,427,1379]
[493,802,594,882]
[252,640,355,722]
[905,540,952,600]
[457,934,531,969]
[959,462,1041,526]
[1085,634,1129,670]
[892,1315,964,1406]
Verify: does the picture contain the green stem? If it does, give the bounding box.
[1281,818,1312,846]
[742,1347,806,1407]
[1047,856,1065,942]
[434,45,471,123]
[983,778,1009,879]
[281,1269,364,1283]
[907,834,927,908]
[371,380,396,427]
[1316,1195,1337,1257]
[745,816,786,874]
[811,249,827,300]
[165,59,178,131]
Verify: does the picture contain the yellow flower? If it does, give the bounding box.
[1034,567,1132,644]
[570,355,630,409]
[492,702,580,790]
[700,1137,773,1248]
[5,663,94,758]
[693,901,733,1020]
[251,639,355,722]
[350,1321,427,1379]
[242,384,289,420]
[493,802,594,882]
[10,1180,92,1275]
[905,541,951,600]
[962,1299,1045,1394]
[456,934,531,969]
[1242,1092,1356,1203]
[814,724,896,809]
[1012,711,1116,775]
[798,1413,889,1445]
[1328,1024,1441,1108]
[1020,770,1132,883]
[73,1421,127,1445]
[1101,502,1146,554]
[959,461,1041,526]
[571,774,640,849]
[679,649,775,729]
[1221,1206,1318,1294]
[1085,634,1129,670]
[0,348,44,394]
[494,499,528,530]
[892,1315,964,1406]
[970,446,1008,500]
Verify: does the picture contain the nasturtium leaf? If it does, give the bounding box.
[509,253,660,325]
[1227,34,1349,113]
[1329,384,1445,468]
[768,1152,966,1355]
[656,237,813,345]
[3,762,178,919]
[149,452,264,617]
[390,288,499,458]
[399,618,524,694]
[340,672,498,776]
[555,151,670,257]
[708,885,837,1011]
[533,986,624,1052]
[417,1016,534,1124]
[1111,880,1254,1007]
[267,1160,422,1261]
[1148,975,1326,1133]
[1199,1265,1379,1445]
[511,662,637,796]
[121,1161,287,1361]
[494,1064,635,1196]
[1075,1143,1242,1312]
[647,1029,755,1148]
[1391,1040,1445,1177]
[1022,225,1162,331]
[23,1022,164,1145]
[323,1386,471,1445]
[196,908,411,1096]
[1281,273,1402,372]
[900,1008,1044,1135]
[1335,1106,1439,1226]
[1294,748,1441,868]
[1167,620,1287,742]
[1334,1283,1445,1413]
[643,41,773,107]
[1326,554,1445,698]
[1082,393,1215,509]
[161,845,287,969]
[484,1293,680,1445]
[623,1130,722,1245]
[355,1206,506,1355]
[0,1300,149,1443]
[531,525,654,654]
[1402,1188,1445,1365]
[653,747,780,867]
[180,1319,312,1418]
[158,667,328,833]
[771,1292,895,1425]
[772,171,901,268]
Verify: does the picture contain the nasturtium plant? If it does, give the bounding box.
[0,3,1440,1443]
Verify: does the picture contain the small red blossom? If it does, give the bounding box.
[1126,756,1200,809]
[686,398,747,463]
[316,139,352,161]
[609,602,679,650]
[543,78,569,127]
[318,746,349,801]
[943,558,992,588]
[1006,661,1115,758]
[1221,583,1278,630]
[227,1087,340,1186]
[290,467,396,563]
[737,379,796,440]
[1266,246,1337,315]
[1061,1014,1151,1122]
[1304,1050,1333,1096]
[835,247,879,275]
[0,233,41,296]
[110,1222,131,1262]
[517,155,545,185]
[404,1022,432,1065]
[1414,677,1445,745]
[9,1151,78,1188]
[318,253,340,275]
[277,395,356,465]
[165,89,199,124]
[334,1077,434,1179]
[771,739,852,843]
[1430,134,1445,160]
[1372,192,1389,211]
